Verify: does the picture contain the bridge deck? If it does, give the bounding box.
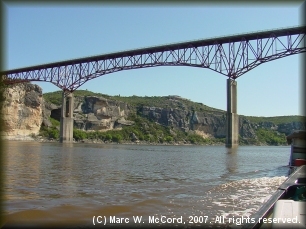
[2,25,305,75]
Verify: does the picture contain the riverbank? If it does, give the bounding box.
[2,135,288,146]
[2,135,226,146]
[40,138,219,146]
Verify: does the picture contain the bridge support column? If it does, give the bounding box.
[60,91,74,143]
[225,79,239,148]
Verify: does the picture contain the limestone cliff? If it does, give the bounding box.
[1,83,134,139]
[2,83,43,139]
[72,96,133,131]
[141,106,256,140]
[42,95,133,132]
[2,83,305,145]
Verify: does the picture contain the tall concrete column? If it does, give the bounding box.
[60,91,74,143]
[225,79,239,148]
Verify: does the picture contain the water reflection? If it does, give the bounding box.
[226,147,238,173]
[3,142,290,227]
[5,142,42,200]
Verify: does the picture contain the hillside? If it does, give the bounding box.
[41,89,306,145]
[43,90,224,113]
[241,115,305,125]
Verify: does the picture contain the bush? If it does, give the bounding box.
[48,128,59,139]
[112,134,123,143]
[73,129,87,141]
[105,134,112,141]
[87,131,98,139]
[144,134,151,142]
[187,134,204,144]
[97,131,106,140]
[40,125,59,139]
[138,133,144,141]
[255,128,286,145]
[50,117,60,126]
[165,136,173,142]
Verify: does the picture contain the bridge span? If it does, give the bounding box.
[2,26,306,147]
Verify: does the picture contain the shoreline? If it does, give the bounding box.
[2,136,217,146]
[1,136,288,147]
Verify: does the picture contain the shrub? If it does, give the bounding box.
[97,131,106,140]
[49,128,59,139]
[165,136,173,142]
[138,133,144,141]
[73,129,87,141]
[187,134,204,144]
[144,134,151,141]
[112,134,123,143]
[255,128,286,145]
[105,134,112,141]
[50,117,60,126]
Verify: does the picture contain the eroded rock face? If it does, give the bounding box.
[2,83,304,143]
[277,122,306,136]
[42,100,59,127]
[72,96,133,131]
[190,111,227,138]
[141,106,192,130]
[141,106,259,139]
[239,117,257,139]
[2,83,43,138]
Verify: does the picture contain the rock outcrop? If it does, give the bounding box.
[276,122,306,136]
[2,83,43,139]
[42,100,59,128]
[239,118,257,139]
[1,84,135,138]
[2,83,305,144]
[141,106,257,139]
[48,95,134,131]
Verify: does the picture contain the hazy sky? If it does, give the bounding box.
[3,2,305,117]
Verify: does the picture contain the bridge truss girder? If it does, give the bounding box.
[2,26,305,92]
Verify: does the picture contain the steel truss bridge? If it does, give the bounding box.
[2,26,305,92]
[1,26,305,146]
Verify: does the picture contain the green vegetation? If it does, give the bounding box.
[43,91,62,105]
[43,90,224,113]
[39,113,222,144]
[238,135,259,145]
[109,95,223,113]
[73,129,87,141]
[39,117,60,139]
[50,117,60,126]
[40,126,59,139]
[43,90,112,106]
[243,115,306,125]
[42,90,226,144]
[255,128,287,145]
[41,89,305,146]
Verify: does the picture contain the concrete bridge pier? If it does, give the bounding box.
[225,78,239,148]
[60,91,74,143]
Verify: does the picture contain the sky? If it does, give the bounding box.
[3,2,305,117]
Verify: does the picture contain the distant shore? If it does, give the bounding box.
[2,135,288,146]
[2,135,226,146]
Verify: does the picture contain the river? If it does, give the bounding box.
[2,141,290,228]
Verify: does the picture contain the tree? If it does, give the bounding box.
[112,134,122,143]
[49,128,59,139]
[105,134,112,141]
[73,129,87,141]
[165,136,173,142]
